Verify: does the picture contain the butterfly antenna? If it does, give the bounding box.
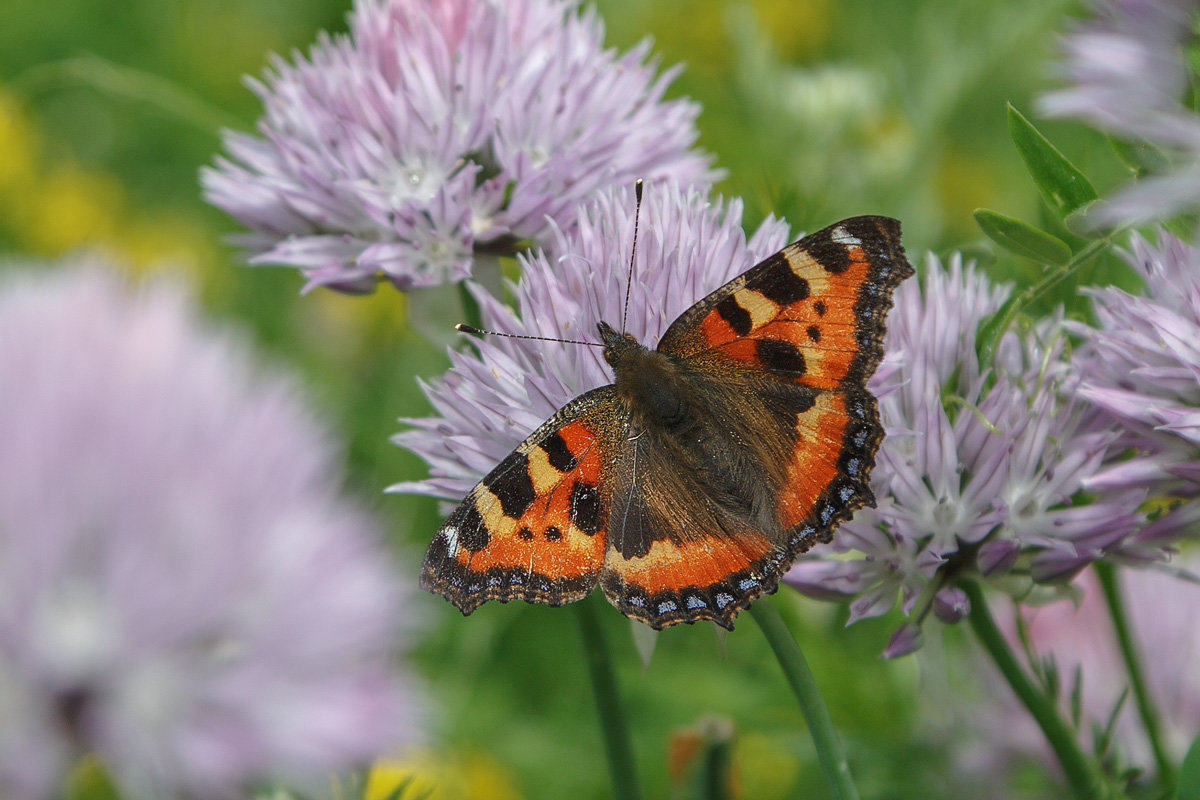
[455,324,604,348]
[620,179,644,335]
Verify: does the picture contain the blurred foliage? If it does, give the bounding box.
[0,0,1135,797]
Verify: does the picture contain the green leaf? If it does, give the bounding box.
[1008,104,1098,217]
[974,208,1073,265]
[975,292,1023,364]
[62,757,120,800]
[1180,730,1200,800]
[1108,134,1171,177]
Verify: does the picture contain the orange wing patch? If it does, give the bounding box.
[421,391,618,615]
[600,528,778,630]
[777,392,850,527]
[453,423,606,579]
[607,531,775,593]
[778,389,880,550]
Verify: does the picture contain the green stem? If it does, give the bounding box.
[1094,561,1175,789]
[12,55,242,133]
[961,580,1099,799]
[574,601,644,800]
[978,237,1110,364]
[749,599,860,800]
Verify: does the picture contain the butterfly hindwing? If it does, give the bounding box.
[421,386,621,614]
[658,215,912,390]
[597,399,778,629]
[596,367,882,628]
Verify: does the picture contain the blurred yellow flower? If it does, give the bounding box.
[0,89,39,196]
[22,166,124,254]
[753,0,832,58]
[0,82,219,287]
[365,749,522,800]
[736,731,800,800]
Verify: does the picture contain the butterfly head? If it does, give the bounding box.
[597,320,645,372]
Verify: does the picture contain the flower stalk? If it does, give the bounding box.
[961,579,1099,799]
[575,600,645,800]
[749,599,861,800]
[1095,561,1176,790]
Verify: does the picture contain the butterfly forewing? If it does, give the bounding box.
[657,215,911,391]
[421,386,622,614]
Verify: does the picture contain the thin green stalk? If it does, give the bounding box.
[12,55,242,133]
[1094,561,1175,789]
[978,237,1110,364]
[749,599,860,800]
[961,580,1099,799]
[574,600,644,800]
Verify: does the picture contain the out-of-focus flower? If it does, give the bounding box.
[202,0,717,294]
[391,182,790,501]
[364,748,522,800]
[785,254,1145,654]
[0,262,415,799]
[1039,0,1200,227]
[1072,231,1200,554]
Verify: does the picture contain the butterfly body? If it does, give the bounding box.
[421,216,914,629]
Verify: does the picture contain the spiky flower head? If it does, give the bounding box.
[785,254,1145,656]
[391,182,790,501]
[202,0,717,294]
[1072,231,1200,552]
[0,262,415,799]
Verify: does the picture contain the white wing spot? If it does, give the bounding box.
[831,226,862,248]
[441,526,461,558]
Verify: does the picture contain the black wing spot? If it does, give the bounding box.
[755,338,807,374]
[716,295,753,336]
[459,505,490,552]
[807,227,852,273]
[813,300,827,316]
[569,481,602,535]
[545,525,563,541]
[540,430,578,472]
[806,325,821,343]
[747,257,810,304]
[484,452,537,518]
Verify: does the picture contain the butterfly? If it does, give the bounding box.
[420,214,914,629]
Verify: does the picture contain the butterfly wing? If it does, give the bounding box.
[597,216,913,628]
[658,215,911,390]
[421,385,623,615]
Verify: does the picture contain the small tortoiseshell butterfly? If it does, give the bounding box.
[421,212,914,629]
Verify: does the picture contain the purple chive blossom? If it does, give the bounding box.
[1039,0,1200,227]
[0,263,415,799]
[391,182,790,501]
[202,0,717,294]
[785,255,1145,655]
[1072,231,1200,554]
